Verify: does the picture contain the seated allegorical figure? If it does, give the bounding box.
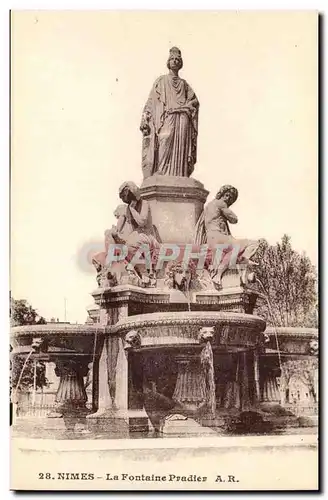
[92,181,160,284]
[91,204,127,280]
[195,184,259,288]
[115,181,159,259]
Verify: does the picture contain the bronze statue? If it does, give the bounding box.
[140,47,199,178]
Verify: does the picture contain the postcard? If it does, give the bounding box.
[10,10,318,491]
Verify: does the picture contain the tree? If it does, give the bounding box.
[10,297,47,327]
[11,356,48,392]
[253,235,318,327]
[10,297,48,392]
[280,358,318,403]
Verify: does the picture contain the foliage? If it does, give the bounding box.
[10,356,48,392]
[282,358,318,386]
[10,298,46,327]
[280,358,318,403]
[254,235,318,327]
[10,297,48,391]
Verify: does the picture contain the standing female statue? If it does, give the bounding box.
[195,185,259,287]
[140,47,199,178]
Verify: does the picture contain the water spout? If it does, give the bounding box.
[12,349,34,402]
[186,282,191,312]
[32,358,37,406]
[183,270,193,312]
[200,341,216,418]
[256,278,282,372]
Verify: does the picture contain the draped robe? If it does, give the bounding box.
[141,74,199,178]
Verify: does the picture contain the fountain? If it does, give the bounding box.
[11,323,104,432]
[10,46,318,439]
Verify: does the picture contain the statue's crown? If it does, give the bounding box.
[169,46,182,57]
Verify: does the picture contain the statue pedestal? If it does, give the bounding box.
[140,174,208,244]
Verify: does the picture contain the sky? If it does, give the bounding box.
[11,10,318,323]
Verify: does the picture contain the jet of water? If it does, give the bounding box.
[200,341,216,418]
[184,273,192,312]
[12,349,34,402]
[256,278,282,373]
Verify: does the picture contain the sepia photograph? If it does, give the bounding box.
[9,10,318,491]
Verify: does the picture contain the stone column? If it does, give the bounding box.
[54,357,89,430]
[240,351,252,411]
[113,336,129,411]
[91,356,100,413]
[260,365,281,404]
[95,336,112,413]
[222,352,253,411]
[89,304,128,417]
[172,355,206,411]
[123,330,149,433]
[222,354,241,410]
[111,305,129,413]
[95,308,112,413]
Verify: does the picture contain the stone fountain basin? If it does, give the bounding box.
[10,324,106,357]
[265,327,318,355]
[110,311,266,350]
